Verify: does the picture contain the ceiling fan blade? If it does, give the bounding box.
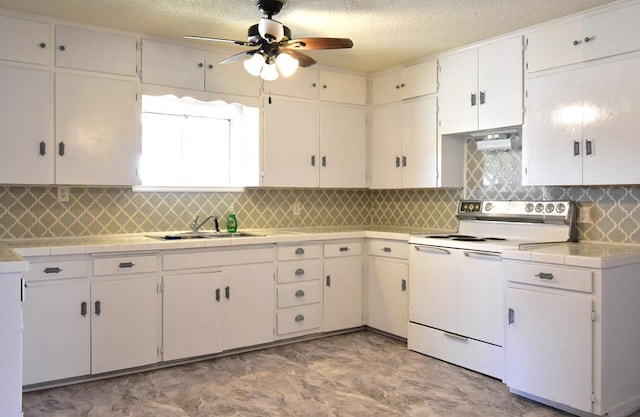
[184,35,257,47]
[281,49,316,67]
[283,37,353,50]
[220,50,260,64]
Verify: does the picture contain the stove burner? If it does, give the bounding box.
[424,234,508,242]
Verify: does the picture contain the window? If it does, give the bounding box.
[138,94,259,190]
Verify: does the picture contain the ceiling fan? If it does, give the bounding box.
[185,0,353,81]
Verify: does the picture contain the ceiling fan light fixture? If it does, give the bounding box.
[276,53,299,77]
[243,53,264,76]
[260,61,279,81]
[258,18,284,43]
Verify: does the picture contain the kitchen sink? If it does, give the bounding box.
[146,231,263,240]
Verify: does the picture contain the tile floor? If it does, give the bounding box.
[21,331,626,417]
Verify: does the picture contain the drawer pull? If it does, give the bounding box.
[80,301,87,317]
[444,332,468,342]
[118,262,135,268]
[294,314,305,322]
[339,246,350,252]
[535,272,554,280]
[382,247,392,253]
[43,267,62,274]
[295,248,305,255]
[94,300,101,316]
[294,268,305,276]
[295,290,305,297]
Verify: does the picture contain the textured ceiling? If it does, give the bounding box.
[0,0,618,73]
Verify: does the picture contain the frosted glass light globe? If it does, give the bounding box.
[276,53,299,77]
[243,54,264,77]
[260,62,279,81]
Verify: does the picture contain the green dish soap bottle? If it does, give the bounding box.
[226,205,238,233]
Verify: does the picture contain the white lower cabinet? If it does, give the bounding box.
[367,240,409,338]
[0,269,25,417]
[323,241,363,332]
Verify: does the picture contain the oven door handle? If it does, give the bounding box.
[463,251,502,261]
[413,245,451,255]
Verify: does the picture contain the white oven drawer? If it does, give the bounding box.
[506,262,592,293]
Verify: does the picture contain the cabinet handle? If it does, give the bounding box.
[294,268,305,276]
[572,39,581,46]
[508,308,515,325]
[225,286,230,300]
[479,90,486,105]
[58,45,66,51]
[198,62,204,68]
[444,332,468,341]
[94,300,101,316]
[322,84,327,89]
[80,301,87,317]
[463,251,502,260]
[339,246,350,252]
[118,262,135,268]
[295,247,305,255]
[295,289,305,297]
[395,156,401,168]
[584,36,592,43]
[39,141,46,156]
[395,84,401,90]
[312,83,317,88]
[535,272,554,280]
[39,42,47,48]
[414,245,451,255]
[310,155,316,167]
[573,140,580,156]
[322,155,327,167]
[470,92,477,106]
[402,156,407,167]
[295,314,305,322]
[585,140,593,156]
[400,83,405,88]
[401,279,407,292]
[43,267,62,274]
[215,288,221,302]
[208,64,213,69]
[382,247,392,253]
[326,275,331,287]
[58,141,65,157]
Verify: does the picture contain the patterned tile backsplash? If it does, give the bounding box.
[2,139,640,242]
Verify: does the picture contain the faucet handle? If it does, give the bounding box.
[191,215,200,232]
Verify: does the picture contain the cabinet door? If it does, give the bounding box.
[0,65,53,184]
[204,50,260,97]
[142,40,204,90]
[401,97,438,188]
[0,273,23,417]
[55,26,138,76]
[264,67,318,99]
[438,48,478,134]
[526,19,584,72]
[262,96,317,187]
[478,36,523,131]
[319,70,366,105]
[368,258,408,338]
[400,60,438,100]
[371,70,400,106]
[522,69,583,186]
[582,56,640,185]
[506,287,593,411]
[22,282,91,385]
[370,104,402,189]
[91,277,158,374]
[319,103,366,188]
[583,2,640,63]
[323,257,362,332]
[163,272,223,361]
[0,15,49,65]
[55,73,139,185]
[223,264,274,351]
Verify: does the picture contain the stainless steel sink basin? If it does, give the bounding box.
[146,231,263,240]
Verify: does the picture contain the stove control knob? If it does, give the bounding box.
[556,203,566,213]
[484,202,493,212]
[525,203,534,212]
[545,203,555,213]
[535,203,544,213]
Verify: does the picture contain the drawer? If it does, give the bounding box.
[277,244,321,261]
[367,240,409,260]
[93,255,157,276]
[277,260,321,284]
[324,241,362,258]
[163,246,274,271]
[277,282,321,308]
[277,306,321,336]
[506,262,593,293]
[23,259,88,282]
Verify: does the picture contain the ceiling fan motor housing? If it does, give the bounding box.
[257,0,284,18]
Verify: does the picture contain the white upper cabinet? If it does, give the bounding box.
[318,70,366,105]
[204,50,260,97]
[526,2,640,73]
[0,15,50,65]
[55,26,138,76]
[523,55,640,186]
[264,66,318,100]
[439,35,523,135]
[371,59,438,106]
[142,40,205,90]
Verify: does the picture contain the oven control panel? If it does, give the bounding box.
[458,200,575,223]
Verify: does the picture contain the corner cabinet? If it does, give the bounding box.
[323,241,363,332]
[438,35,523,135]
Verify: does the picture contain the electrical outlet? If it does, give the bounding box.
[577,205,591,224]
[57,186,70,203]
[293,203,301,216]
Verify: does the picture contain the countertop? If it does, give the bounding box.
[0,243,28,274]
[502,241,640,268]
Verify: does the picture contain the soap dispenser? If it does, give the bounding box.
[226,204,238,233]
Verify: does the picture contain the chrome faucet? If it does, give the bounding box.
[191,215,220,233]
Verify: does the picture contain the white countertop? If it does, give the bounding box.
[502,241,640,268]
[0,243,28,274]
